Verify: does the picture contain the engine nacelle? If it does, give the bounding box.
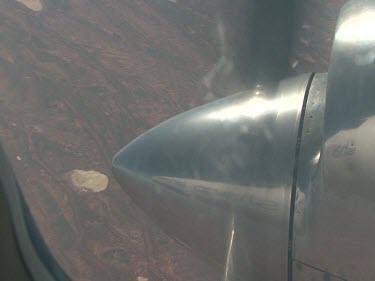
[113,1,375,280]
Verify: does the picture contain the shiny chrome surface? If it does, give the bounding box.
[293,72,327,238]
[113,74,312,281]
[294,1,375,280]
[113,1,375,281]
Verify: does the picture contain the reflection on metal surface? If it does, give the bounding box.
[153,176,286,224]
[224,216,235,281]
[113,1,375,281]
[336,11,375,43]
[293,73,327,238]
[204,93,302,121]
[113,74,311,281]
[293,1,375,281]
[1,0,359,279]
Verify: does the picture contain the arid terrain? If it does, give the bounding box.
[0,0,345,280]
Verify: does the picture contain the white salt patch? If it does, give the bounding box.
[16,0,43,11]
[67,170,108,193]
